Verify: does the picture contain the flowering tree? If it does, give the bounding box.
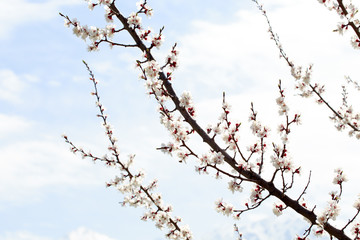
[61,0,360,239]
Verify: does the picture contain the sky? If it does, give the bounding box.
[1,0,360,240]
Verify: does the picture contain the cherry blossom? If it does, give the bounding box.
[333,168,347,185]
[215,198,234,216]
[128,12,142,29]
[273,202,284,216]
[61,1,360,239]
[151,33,163,49]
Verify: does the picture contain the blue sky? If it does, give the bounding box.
[1,0,360,239]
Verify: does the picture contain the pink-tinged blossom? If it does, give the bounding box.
[352,223,360,239]
[290,65,302,80]
[270,155,293,172]
[247,142,261,153]
[250,185,262,204]
[87,1,95,10]
[215,199,234,216]
[273,202,284,216]
[179,91,192,108]
[88,26,100,41]
[333,168,347,185]
[228,141,237,151]
[179,225,193,239]
[302,64,313,84]
[276,96,289,115]
[211,152,224,165]
[167,53,179,71]
[105,24,116,38]
[228,180,243,193]
[155,211,170,229]
[335,22,347,35]
[317,200,340,226]
[212,124,223,135]
[222,101,232,113]
[199,153,210,165]
[73,24,82,37]
[136,0,154,18]
[250,122,269,138]
[351,36,360,49]
[144,60,160,79]
[152,34,163,49]
[354,195,360,210]
[127,12,142,28]
[104,5,114,22]
[179,92,196,117]
[177,150,188,163]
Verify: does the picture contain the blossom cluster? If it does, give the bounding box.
[317,0,360,49]
[133,32,192,165]
[167,47,179,71]
[64,61,192,240]
[85,0,113,9]
[110,173,192,240]
[352,223,360,240]
[248,105,269,139]
[63,15,117,51]
[316,169,346,229]
[317,200,340,226]
[194,151,228,175]
[128,1,153,28]
[128,12,142,28]
[215,198,234,217]
[290,64,322,99]
[289,57,360,140]
[261,0,360,140]
[250,185,263,204]
[179,92,196,117]
[331,104,360,138]
[85,0,115,23]
[62,0,160,51]
[228,179,243,193]
[270,144,293,172]
[210,102,241,153]
[62,1,360,239]
[333,168,348,185]
[289,55,360,140]
[136,0,154,18]
[126,2,164,51]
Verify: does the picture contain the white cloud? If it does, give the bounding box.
[0,139,115,204]
[0,114,32,137]
[177,0,359,97]
[0,69,26,103]
[0,228,115,240]
[0,0,81,39]
[0,231,51,240]
[0,70,42,103]
[66,227,116,240]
